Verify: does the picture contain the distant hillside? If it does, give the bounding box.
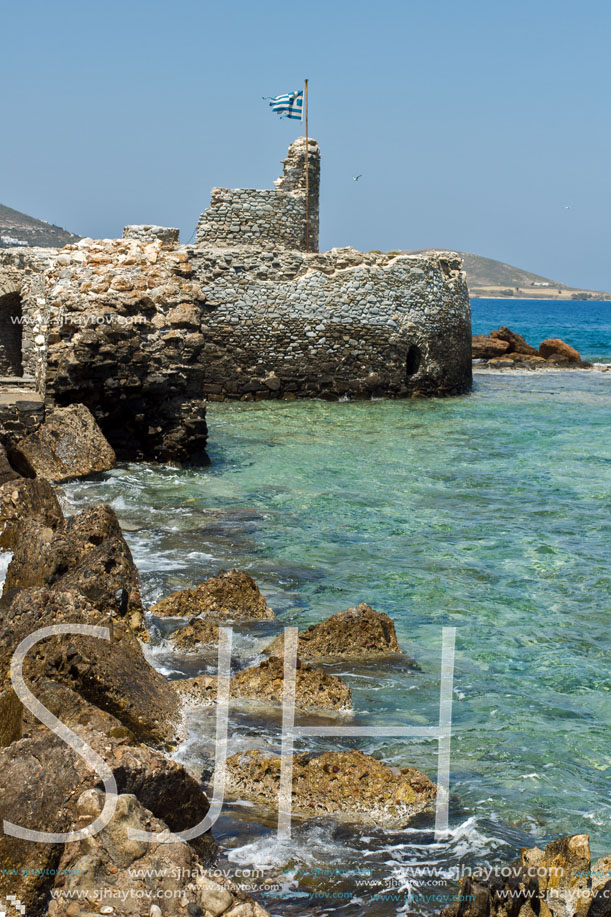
[457,252,609,300]
[405,250,609,300]
[0,203,80,249]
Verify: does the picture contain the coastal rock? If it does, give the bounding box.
[10,403,116,482]
[0,442,20,485]
[0,475,63,550]
[0,729,215,915]
[47,790,269,917]
[4,503,146,638]
[264,602,403,659]
[487,352,546,366]
[232,656,352,711]
[175,673,219,706]
[539,338,582,363]
[170,617,221,652]
[0,682,22,746]
[175,658,352,712]
[592,858,611,893]
[472,335,510,359]
[151,568,274,621]
[490,326,539,355]
[224,748,436,828]
[0,587,180,746]
[21,675,134,741]
[441,834,601,917]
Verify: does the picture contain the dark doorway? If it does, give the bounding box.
[405,344,421,378]
[0,292,23,376]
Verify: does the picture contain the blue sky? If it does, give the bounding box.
[2,0,610,288]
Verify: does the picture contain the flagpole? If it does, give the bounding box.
[304,78,310,252]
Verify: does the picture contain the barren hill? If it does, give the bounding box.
[0,203,80,249]
[457,252,608,300]
[405,250,609,300]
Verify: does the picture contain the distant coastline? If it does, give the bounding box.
[470,289,611,302]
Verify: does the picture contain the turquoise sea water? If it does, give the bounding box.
[61,303,611,915]
[471,298,611,362]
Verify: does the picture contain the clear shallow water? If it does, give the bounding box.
[63,370,611,915]
[471,298,611,362]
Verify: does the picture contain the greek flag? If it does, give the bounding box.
[267,90,303,120]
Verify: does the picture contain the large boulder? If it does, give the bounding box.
[264,603,403,659]
[0,476,63,550]
[472,335,510,359]
[47,790,269,917]
[539,338,582,363]
[489,326,539,355]
[3,503,146,638]
[232,656,352,711]
[10,403,116,482]
[441,834,602,917]
[224,748,436,828]
[0,587,180,746]
[151,568,274,621]
[0,729,216,915]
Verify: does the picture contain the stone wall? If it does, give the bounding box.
[123,224,180,244]
[0,249,51,389]
[41,238,208,463]
[195,137,320,252]
[0,292,23,375]
[192,246,471,399]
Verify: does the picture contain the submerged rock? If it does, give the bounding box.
[10,403,116,482]
[151,568,274,621]
[441,834,609,917]
[539,337,582,363]
[232,655,352,711]
[0,587,180,746]
[170,616,221,651]
[47,790,269,917]
[224,748,436,828]
[0,729,216,915]
[264,602,403,659]
[0,475,63,550]
[175,673,218,706]
[176,657,353,712]
[3,503,146,638]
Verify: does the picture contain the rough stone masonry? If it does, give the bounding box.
[0,138,472,463]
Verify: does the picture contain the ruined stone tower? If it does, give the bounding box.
[194,137,320,252]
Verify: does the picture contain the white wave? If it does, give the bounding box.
[227,821,352,871]
[0,550,12,591]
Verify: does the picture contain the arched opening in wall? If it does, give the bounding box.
[405,344,421,379]
[0,292,23,377]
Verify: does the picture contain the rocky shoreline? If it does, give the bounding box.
[1,403,608,916]
[0,404,437,915]
[472,326,605,370]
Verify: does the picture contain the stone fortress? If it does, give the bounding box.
[0,138,472,463]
